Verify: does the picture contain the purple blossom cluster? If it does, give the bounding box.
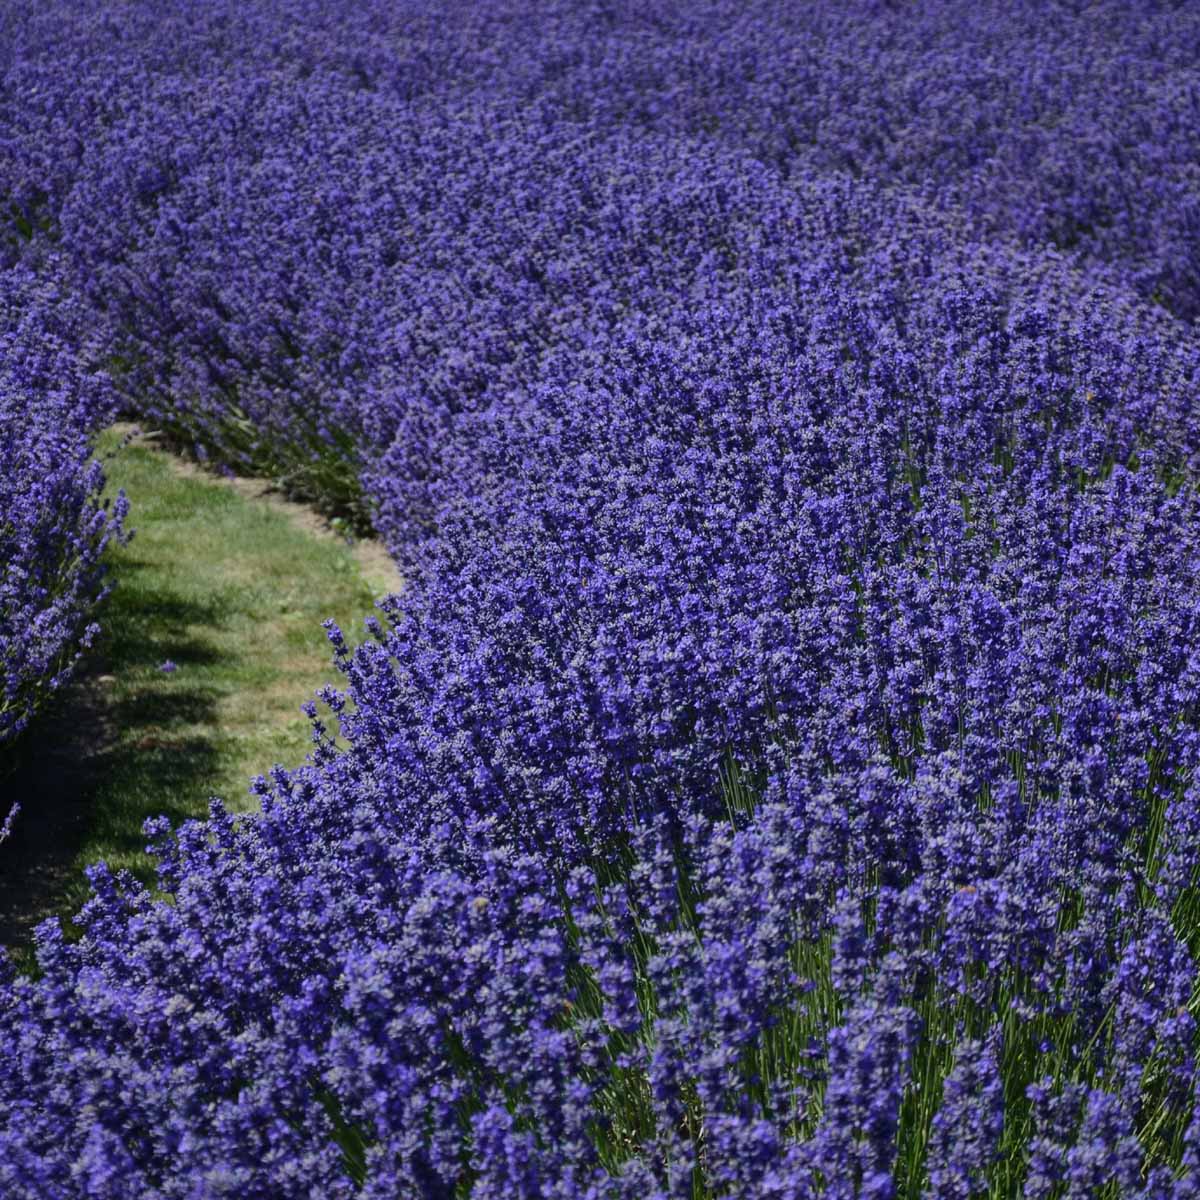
[3,0,1200,1194]
[4,1,1200,507]
[0,263,125,756]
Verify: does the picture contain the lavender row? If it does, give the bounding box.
[0,263,125,759]
[2,1,1199,512]
[2,0,1200,1194]
[5,162,1200,1195]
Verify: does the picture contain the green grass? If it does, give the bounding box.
[53,426,390,917]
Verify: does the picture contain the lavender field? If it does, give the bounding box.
[3,1,1200,1194]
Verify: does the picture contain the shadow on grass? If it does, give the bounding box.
[0,425,383,961]
[0,619,225,950]
[102,557,227,670]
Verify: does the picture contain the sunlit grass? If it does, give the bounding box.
[3,426,391,942]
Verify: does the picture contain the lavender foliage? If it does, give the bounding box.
[2,1,1200,1195]
[0,263,124,757]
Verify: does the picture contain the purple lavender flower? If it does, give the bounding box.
[0,265,125,756]
[925,1033,1004,1198]
[1,1,1200,1194]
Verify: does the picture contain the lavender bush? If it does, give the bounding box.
[2,0,1200,1194]
[4,0,1200,512]
[0,263,125,758]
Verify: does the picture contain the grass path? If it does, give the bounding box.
[0,425,398,947]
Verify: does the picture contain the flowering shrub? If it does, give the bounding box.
[4,1,1200,513]
[3,0,1200,1195]
[0,264,125,757]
